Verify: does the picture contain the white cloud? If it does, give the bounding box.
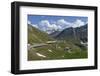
[28,19,86,34]
[56,19,71,29]
[28,20,31,25]
[56,19,86,29]
[32,24,38,28]
[38,20,59,34]
[57,19,71,25]
[51,24,58,30]
[39,20,50,26]
[38,20,50,32]
[72,19,85,28]
[28,20,38,28]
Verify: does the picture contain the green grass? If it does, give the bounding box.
[28,24,88,61]
[28,24,54,44]
[28,41,88,61]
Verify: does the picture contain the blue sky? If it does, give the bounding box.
[28,15,88,34]
[28,15,88,24]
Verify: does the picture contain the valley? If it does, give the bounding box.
[28,24,88,61]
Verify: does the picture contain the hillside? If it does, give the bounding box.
[28,24,54,44]
[28,24,88,61]
[50,24,88,42]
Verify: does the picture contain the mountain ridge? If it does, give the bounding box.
[50,24,88,42]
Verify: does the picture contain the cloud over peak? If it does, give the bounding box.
[28,20,31,25]
[28,19,86,34]
[28,20,38,28]
[57,19,71,26]
[72,19,85,28]
[38,20,58,33]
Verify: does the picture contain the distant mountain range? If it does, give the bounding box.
[50,24,88,42]
[28,23,88,44]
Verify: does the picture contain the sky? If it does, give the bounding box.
[28,15,88,34]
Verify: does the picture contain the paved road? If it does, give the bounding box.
[28,41,58,50]
[31,43,47,48]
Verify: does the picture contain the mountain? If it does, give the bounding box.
[28,24,88,61]
[54,27,74,39]
[75,24,87,42]
[49,31,61,38]
[28,24,54,44]
[50,24,88,42]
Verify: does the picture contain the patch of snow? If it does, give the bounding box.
[36,53,46,58]
[68,50,72,53]
[58,46,61,48]
[48,49,52,52]
[62,55,64,57]
[28,44,31,50]
[80,41,87,47]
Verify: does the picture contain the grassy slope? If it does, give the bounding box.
[28,25,88,61]
[28,24,54,44]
